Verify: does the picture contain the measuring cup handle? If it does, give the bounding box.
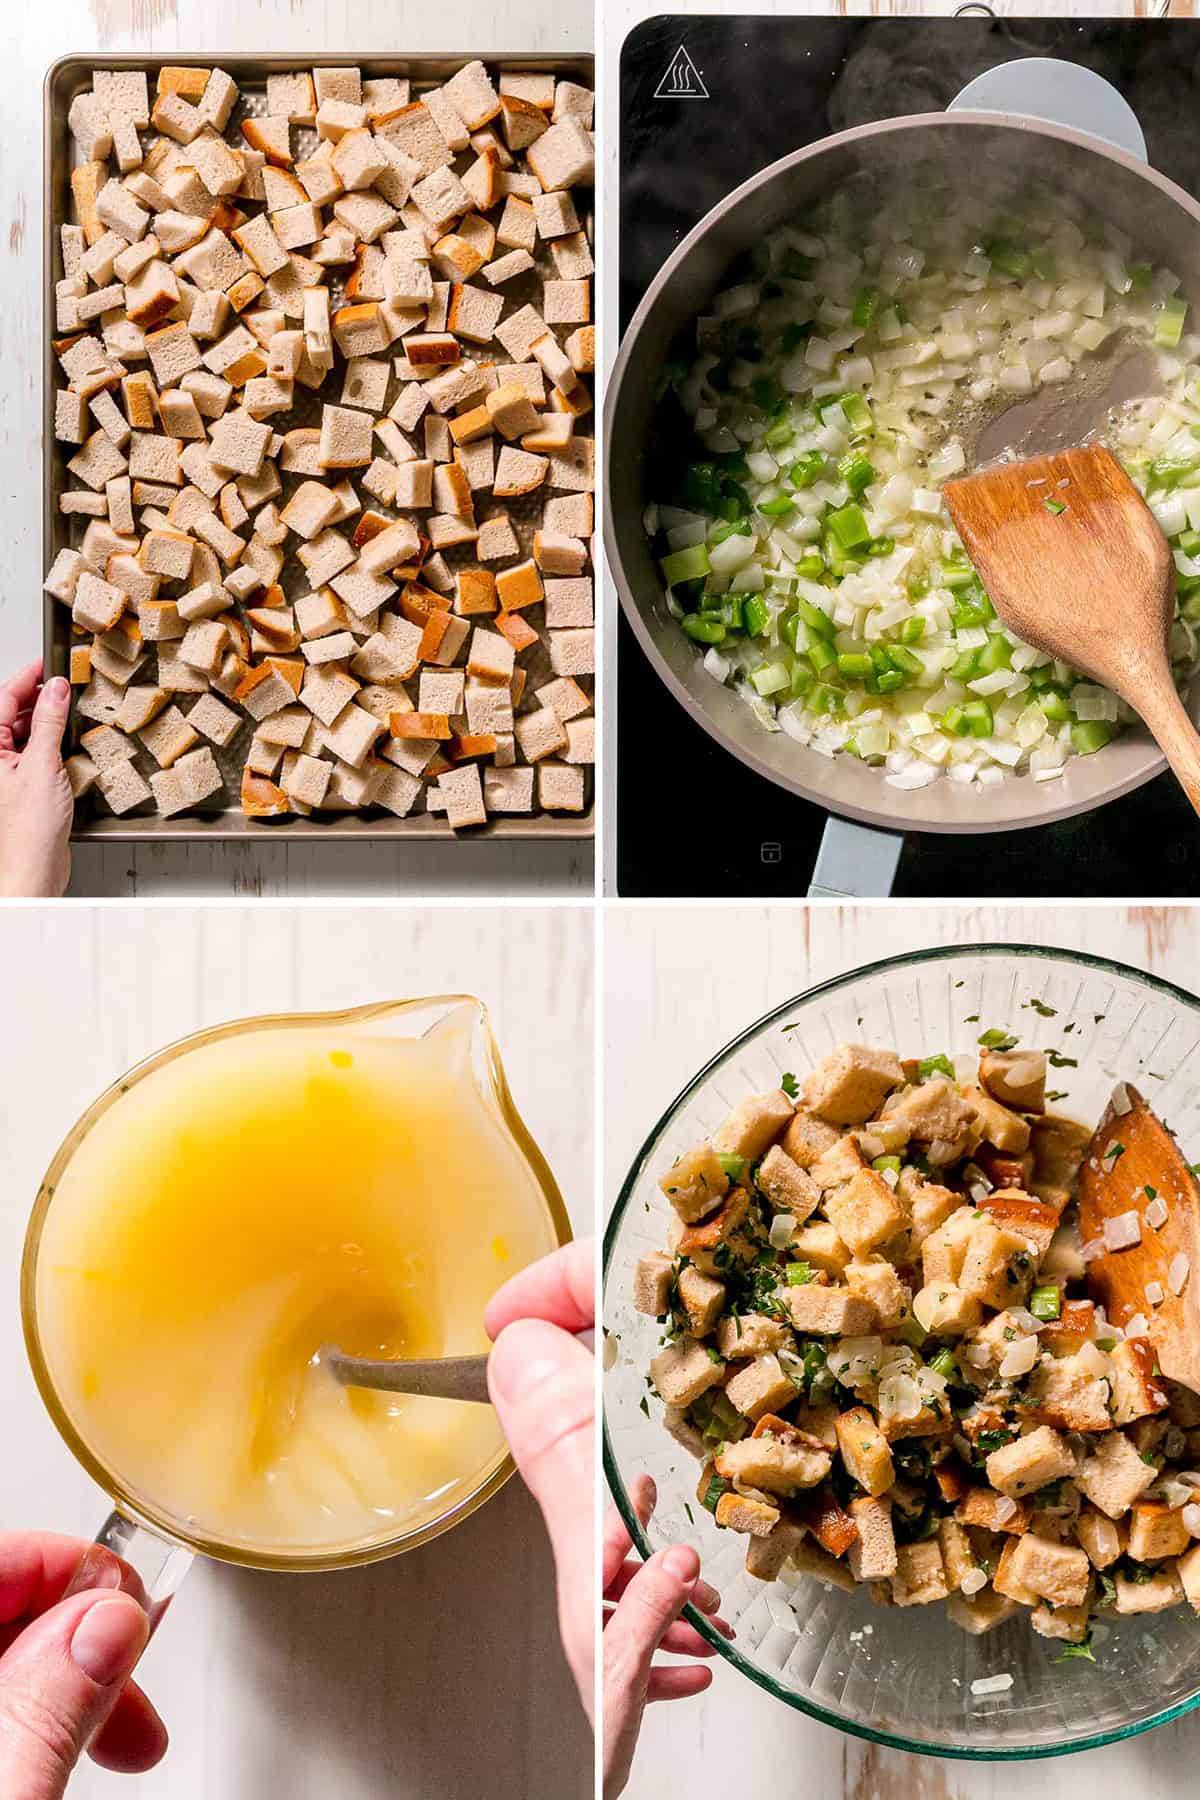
[63,1509,193,1641]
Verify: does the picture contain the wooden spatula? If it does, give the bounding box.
[943,444,1200,817]
[1077,1083,1200,1394]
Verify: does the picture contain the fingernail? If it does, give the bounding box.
[663,1546,699,1584]
[70,1597,148,1687]
[488,1350,560,1406]
[691,1579,720,1612]
[46,677,70,703]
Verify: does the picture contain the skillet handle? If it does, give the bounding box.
[807,817,903,898]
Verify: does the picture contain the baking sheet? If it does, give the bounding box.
[44,51,595,841]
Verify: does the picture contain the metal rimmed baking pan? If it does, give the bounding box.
[45,51,594,842]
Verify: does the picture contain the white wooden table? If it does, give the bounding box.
[5,0,593,897]
[605,902,1200,1799]
[0,902,594,1799]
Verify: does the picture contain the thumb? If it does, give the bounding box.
[488,1318,594,1707]
[23,678,70,769]
[0,1590,148,1800]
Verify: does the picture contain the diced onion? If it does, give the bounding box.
[769,1213,796,1249]
[1169,1253,1191,1296]
[1102,1210,1142,1251]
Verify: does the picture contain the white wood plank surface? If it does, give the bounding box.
[4,0,593,896]
[604,902,1200,1798]
[0,900,594,1798]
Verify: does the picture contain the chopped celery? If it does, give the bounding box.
[852,286,880,330]
[837,651,873,678]
[764,421,794,451]
[742,595,771,638]
[718,1153,745,1180]
[976,635,1013,675]
[1155,295,1188,349]
[901,615,927,645]
[872,1154,902,1174]
[929,1348,959,1382]
[709,519,753,545]
[1038,687,1071,722]
[795,597,835,637]
[1127,263,1153,290]
[868,536,895,557]
[875,670,906,694]
[826,502,871,550]
[751,662,790,697]
[788,451,826,489]
[886,644,923,676]
[842,393,874,436]
[796,553,825,579]
[962,699,994,737]
[784,1261,815,1286]
[661,543,711,586]
[985,238,1032,280]
[1030,1283,1061,1322]
[1071,719,1112,754]
[681,614,725,645]
[758,495,796,518]
[950,647,982,681]
[1044,497,1067,516]
[918,1053,955,1080]
[809,683,844,717]
[838,451,876,497]
[808,638,838,675]
[781,248,815,280]
[780,320,813,354]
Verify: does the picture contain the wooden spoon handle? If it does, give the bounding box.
[1134,669,1200,819]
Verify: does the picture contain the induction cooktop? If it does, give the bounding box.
[614,12,1200,897]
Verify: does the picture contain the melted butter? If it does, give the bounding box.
[36,1008,558,1558]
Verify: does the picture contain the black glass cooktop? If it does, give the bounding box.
[615,13,1200,897]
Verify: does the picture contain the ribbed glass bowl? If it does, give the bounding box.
[603,943,1200,1759]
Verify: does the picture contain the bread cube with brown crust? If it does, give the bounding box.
[802,1045,905,1126]
[1031,1601,1091,1644]
[1076,1503,1122,1569]
[1108,1336,1170,1426]
[677,1265,725,1339]
[658,1143,729,1227]
[783,1283,878,1338]
[1114,1564,1184,1613]
[912,1281,981,1337]
[883,1080,977,1159]
[724,1355,798,1424]
[715,1492,780,1538]
[947,1586,1020,1636]
[756,1146,820,1224]
[650,1336,724,1410]
[1003,1532,1091,1608]
[890,1540,948,1607]
[846,1258,911,1330]
[846,1497,897,1582]
[836,1406,895,1497]
[956,1218,1036,1310]
[717,1432,831,1496]
[986,1425,1076,1499]
[1024,1351,1113,1433]
[809,1135,866,1192]
[778,1110,841,1173]
[824,1169,904,1258]
[1030,1112,1091,1195]
[1128,1502,1190,1563]
[677,1187,762,1278]
[711,1089,795,1163]
[714,1312,790,1360]
[789,1223,852,1277]
[920,1207,978,1286]
[745,1517,808,1582]
[956,1485,1033,1535]
[966,1086,1032,1154]
[980,1049,1047,1114]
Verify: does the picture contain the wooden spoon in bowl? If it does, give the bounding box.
[1078,1084,1200,1395]
[943,444,1200,817]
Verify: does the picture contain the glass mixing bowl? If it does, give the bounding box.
[603,943,1200,1759]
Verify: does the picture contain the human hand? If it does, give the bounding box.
[602,1476,732,1800]
[0,1532,167,1798]
[0,663,73,898]
[484,1237,595,1723]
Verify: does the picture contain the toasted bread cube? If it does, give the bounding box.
[676,1187,761,1279]
[783,1283,878,1337]
[803,1045,905,1125]
[1004,1533,1091,1609]
[779,1111,841,1173]
[1075,1502,1123,1569]
[650,1335,725,1411]
[890,1540,948,1607]
[632,1252,674,1319]
[711,1090,794,1163]
[911,1281,982,1337]
[946,1587,1019,1636]
[717,1432,831,1495]
[755,1145,820,1224]
[1177,1542,1200,1612]
[920,1207,978,1286]
[1024,1350,1113,1433]
[956,1485,1032,1535]
[677,1264,725,1338]
[721,1355,793,1424]
[715,1492,780,1538]
[847,1496,897,1582]
[956,1218,1035,1309]
[979,1048,1047,1114]
[824,1168,904,1257]
[1114,1564,1184,1614]
[986,1424,1076,1499]
[836,1405,895,1497]
[714,1312,790,1360]
[658,1142,728,1224]
[744,1518,808,1582]
[967,1086,1031,1154]
[1128,1502,1190,1563]
[845,1258,910,1331]
[1108,1336,1169,1426]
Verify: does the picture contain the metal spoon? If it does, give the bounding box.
[321,1347,492,1403]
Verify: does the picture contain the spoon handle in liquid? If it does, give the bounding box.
[323,1348,493,1403]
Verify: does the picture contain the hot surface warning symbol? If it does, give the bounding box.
[654,46,708,100]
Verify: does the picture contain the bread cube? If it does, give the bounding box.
[716,1432,831,1495]
[835,1406,895,1498]
[986,1425,1076,1499]
[755,1146,820,1224]
[632,1251,674,1319]
[890,1540,948,1607]
[658,1142,728,1224]
[649,1336,723,1409]
[803,1044,905,1125]
[782,1283,878,1337]
[824,1169,904,1258]
[724,1355,798,1425]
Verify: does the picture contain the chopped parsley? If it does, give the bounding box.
[1047,1050,1078,1069]
[1046,1089,1068,1103]
[780,1071,799,1100]
[1056,1633,1096,1663]
[639,1395,650,1417]
[918,1053,956,1081]
[978,1028,1018,1051]
[1027,998,1058,1017]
